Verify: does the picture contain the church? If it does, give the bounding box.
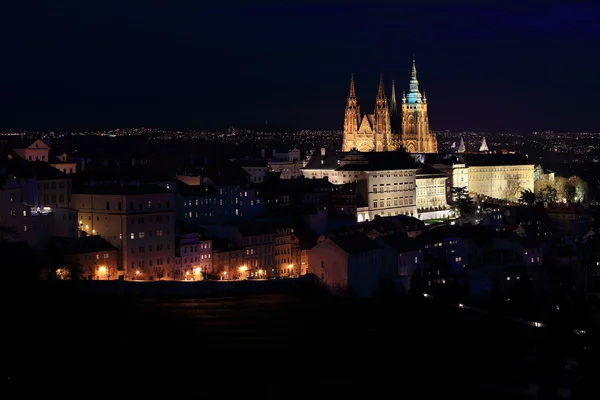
[342,59,438,154]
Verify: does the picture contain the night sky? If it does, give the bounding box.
[2,2,599,133]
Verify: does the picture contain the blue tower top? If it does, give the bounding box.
[406,57,423,104]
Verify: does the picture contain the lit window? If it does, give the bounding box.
[23,225,27,232]
[130,233,135,240]
[119,233,122,239]
[414,257,418,264]
[139,232,145,238]
[455,257,462,262]
[23,210,27,217]
[104,253,109,259]
[96,254,100,260]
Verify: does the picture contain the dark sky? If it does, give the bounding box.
[2,1,599,133]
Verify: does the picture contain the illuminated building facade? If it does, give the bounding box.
[342,59,438,154]
[72,185,175,280]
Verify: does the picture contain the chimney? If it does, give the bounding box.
[321,147,326,157]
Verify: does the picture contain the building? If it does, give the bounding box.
[202,222,278,278]
[307,233,383,298]
[415,165,451,220]
[13,139,50,162]
[174,231,213,280]
[375,233,424,295]
[459,153,534,202]
[51,153,79,174]
[52,236,119,280]
[302,150,419,222]
[175,165,263,224]
[72,184,175,280]
[266,148,303,179]
[341,59,438,153]
[211,238,246,280]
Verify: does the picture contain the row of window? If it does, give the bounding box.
[371,172,414,178]
[372,182,415,193]
[129,230,169,239]
[132,258,170,268]
[372,197,414,208]
[104,200,170,211]
[131,243,168,254]
[38,181,65,190]
[178,254,212,263]
[130,215,168,224]
[82,253,111,261]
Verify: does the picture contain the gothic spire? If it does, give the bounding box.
[457,136,466,153]
[390,80,397,115]
[407,56,422,104]
[479,137,489,152]
[348,73,356,99]
[377,73,385,99]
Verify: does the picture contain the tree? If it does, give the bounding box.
[568,176,589,202]
[535,183,557,204]
[155,267,165,281]
[518,189,536,205]
[451,186,474,216]
[504,173,522,202]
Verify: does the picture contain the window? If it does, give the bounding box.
[23,225,28,232]
[104,253,109,259]
[96,254,100,260]
[130,233,135,240]
[23,210,27,217]
[415,257,418,264]
[10,194,14,203]
[139,232,145,239]
[157,230,163,237]
[455,257,462,262]
[148,201,152,209]
[106,202,110,210]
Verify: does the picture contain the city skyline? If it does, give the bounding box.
[2,2,600,133]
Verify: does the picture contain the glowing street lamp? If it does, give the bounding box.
[98,265,107,280]
[194,267,201,275]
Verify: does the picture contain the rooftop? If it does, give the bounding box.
[72,184,171,195]
[53,236,117,255]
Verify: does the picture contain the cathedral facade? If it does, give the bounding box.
[342,59,438,154]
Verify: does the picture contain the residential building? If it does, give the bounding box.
[52,236,119,280]
[174,232,213,280]
[308,233,382,298]
[72,184,175,280]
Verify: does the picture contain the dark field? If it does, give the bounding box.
[5,288,586,399]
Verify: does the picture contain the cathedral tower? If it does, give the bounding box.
[374,73,391,151]
[400,58,438,153]
[342,74,360,151]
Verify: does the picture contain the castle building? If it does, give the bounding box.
[342,59,438,154]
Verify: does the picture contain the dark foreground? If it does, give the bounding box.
[6,287,595,399]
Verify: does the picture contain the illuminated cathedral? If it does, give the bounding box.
[342,59,438,154]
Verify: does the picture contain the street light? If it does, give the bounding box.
[98,265,107,280]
